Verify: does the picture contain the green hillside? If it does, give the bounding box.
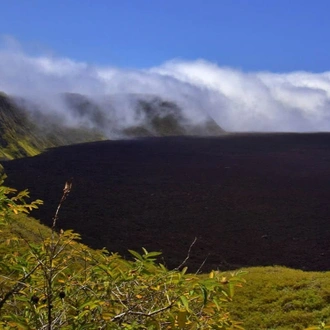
[0,92,104,160]
[0,91,225,161]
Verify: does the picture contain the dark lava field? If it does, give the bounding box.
[4,133,330,272]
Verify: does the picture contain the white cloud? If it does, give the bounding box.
[1,37,330,132]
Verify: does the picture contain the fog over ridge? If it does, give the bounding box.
[1,40,330,133]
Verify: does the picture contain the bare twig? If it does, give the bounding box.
[111,302,174,322]
[195,254,209,275]
[174,237,197,271]
[51,178,73,231]
[47,178,73,330]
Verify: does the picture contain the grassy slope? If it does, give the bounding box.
[228,267,330,329]
[1,211,329,329]
[0,92,44,159]
[0,213,52,256]
[0,92,104,160]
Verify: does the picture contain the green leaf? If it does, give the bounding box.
[145,251,162,258]
[199,284,208,305]
[180,295,191,313]
[181,266,188,275]
[228,282,235,299]
[128,249,143,261]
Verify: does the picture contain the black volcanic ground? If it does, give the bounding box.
[4,133,330,272]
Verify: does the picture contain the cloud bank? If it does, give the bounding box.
[1,38,330,132]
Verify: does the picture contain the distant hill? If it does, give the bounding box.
[0,91,224,160]
[61,92,224,138]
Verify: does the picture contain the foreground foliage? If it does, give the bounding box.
[0,171,245,329]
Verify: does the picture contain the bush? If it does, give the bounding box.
[0,171,245,329]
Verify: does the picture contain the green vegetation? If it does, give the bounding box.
[0,170,245,329]
[0,93,105,160]
[227,267,330,329]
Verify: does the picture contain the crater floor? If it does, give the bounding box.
[4,133,330,271]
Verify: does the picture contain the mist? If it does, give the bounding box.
[1,39,330,133]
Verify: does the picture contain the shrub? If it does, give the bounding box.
[0,171,245,329]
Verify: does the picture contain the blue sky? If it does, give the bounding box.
[1,0,330,72]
